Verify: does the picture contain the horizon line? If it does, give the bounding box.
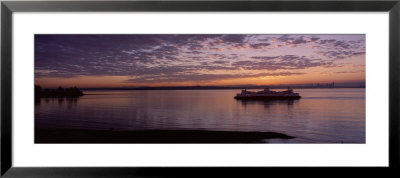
[35,81,366,90]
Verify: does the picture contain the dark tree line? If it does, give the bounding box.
[35,85,84,98]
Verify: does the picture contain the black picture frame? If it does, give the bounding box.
[1,0,399,177]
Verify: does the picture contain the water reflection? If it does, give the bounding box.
[35,89,365,143]
[237,99,299,109]
[35,96,80,110]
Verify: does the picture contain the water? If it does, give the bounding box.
[35,88,365,143]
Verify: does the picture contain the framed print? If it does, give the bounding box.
[1,0,399,177]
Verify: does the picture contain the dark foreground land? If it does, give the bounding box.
[35,128,295,143]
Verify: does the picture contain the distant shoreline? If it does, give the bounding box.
[80,86,365,91]
[35,128,295,143]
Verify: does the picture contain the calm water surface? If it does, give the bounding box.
[35,88,365,143]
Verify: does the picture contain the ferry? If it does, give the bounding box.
[234,88,301,100]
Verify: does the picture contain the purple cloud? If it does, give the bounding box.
[35,34,365,83]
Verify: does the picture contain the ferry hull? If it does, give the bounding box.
[234,95,301,100]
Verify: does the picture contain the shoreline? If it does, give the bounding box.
[81,87,365,91]
[35,128,295,143]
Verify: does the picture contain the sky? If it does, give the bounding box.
[34,34,365,88]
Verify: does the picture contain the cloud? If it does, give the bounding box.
[124,72,304,83]
[317,50,365,59]
[335,70,365,74]
[221,35,248,44]
[275,35,321,46]
[212,60,230,64]
[277,35,294,43]
[291,36,307,44]
[251,56,280,60]
[234,55,331,71]
[35,34,365,84]
[249,43,271,49]
[333,41,351,49]
[187,43,205,51]
[319,39,336,44]
[310,37,320,42]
